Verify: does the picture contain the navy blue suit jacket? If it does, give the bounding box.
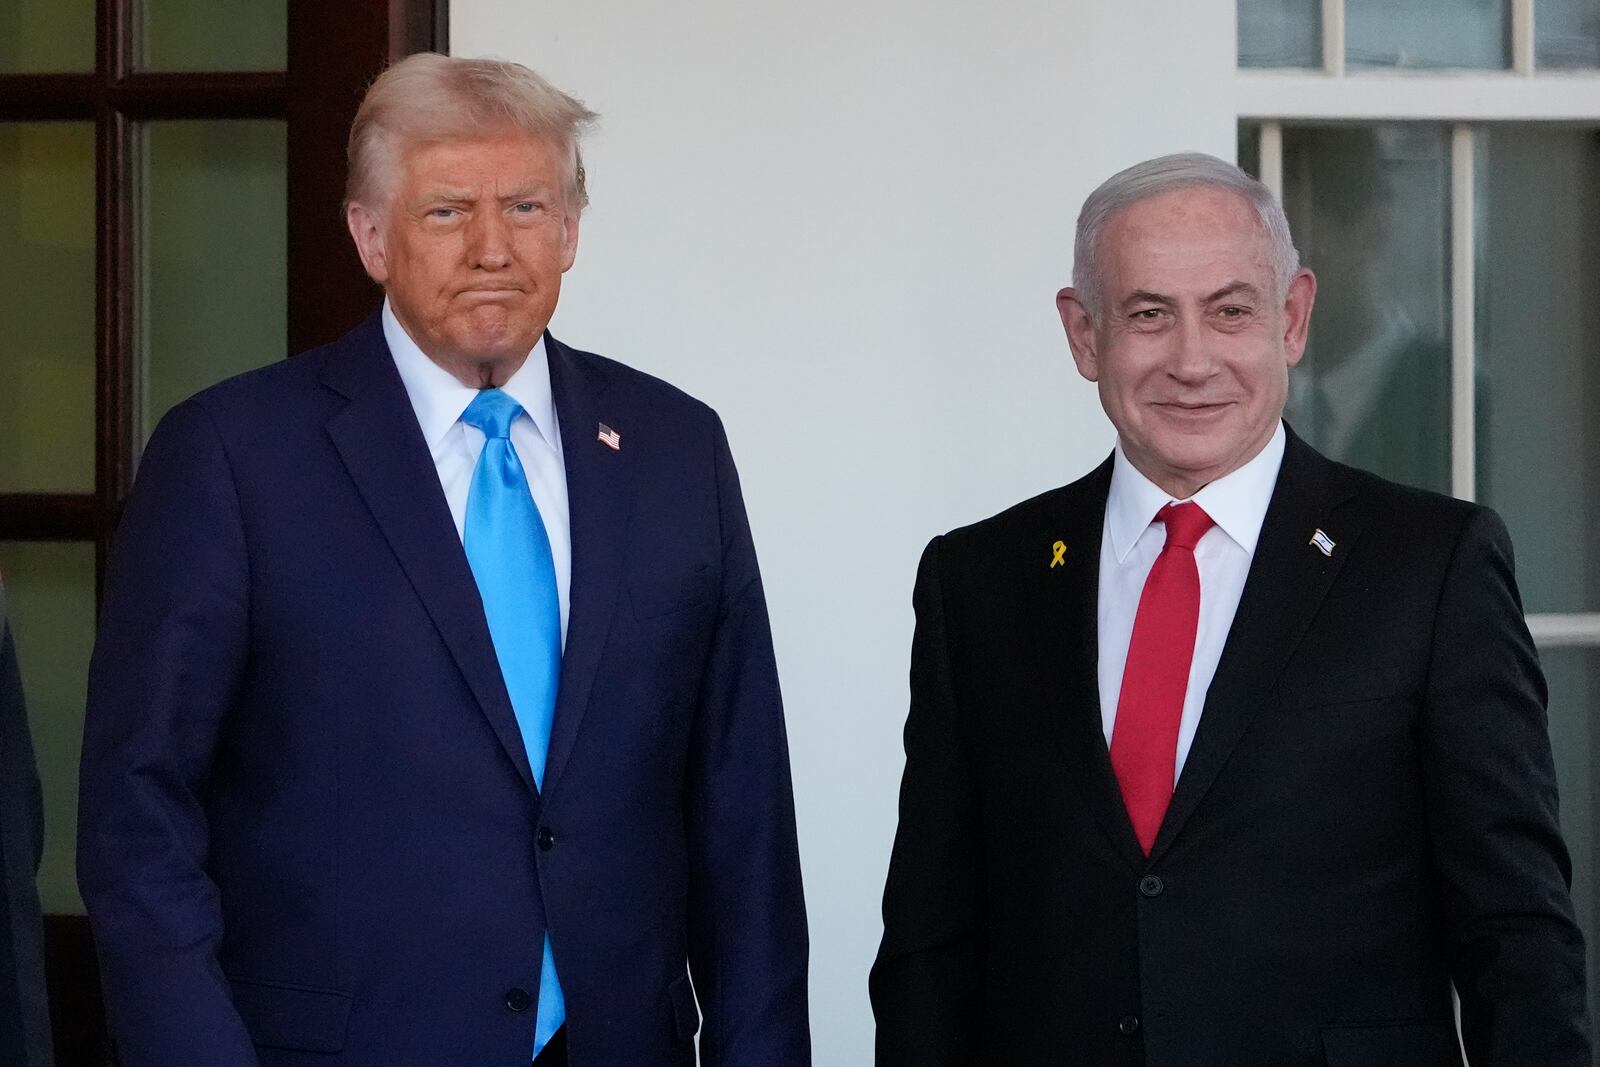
[79,317,810,1065]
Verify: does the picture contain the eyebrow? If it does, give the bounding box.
[415,188,474,204]
[1205,280,1261,303]
[1119,281,1262,311]
[1122,289,1176,310]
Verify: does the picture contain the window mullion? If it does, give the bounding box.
[1259,121,1284,202]
[1512,0,1535,76]
[1322,0,1345,77]
[1450,123,1476,503]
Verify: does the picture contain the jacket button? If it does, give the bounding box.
[505,987,532,1012]
[537,826,555,851]
[1119,1015,1140,1035]
[1138,874,1164,898]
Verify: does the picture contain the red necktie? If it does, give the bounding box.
[1110,501,1215,855]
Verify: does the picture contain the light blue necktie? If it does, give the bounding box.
[460,388,565,1058]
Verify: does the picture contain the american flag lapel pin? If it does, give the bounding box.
[1309,528,1335,557]
[596,422,621,451]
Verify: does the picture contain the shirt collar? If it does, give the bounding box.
[383,298,560,454]
[1106,421,1286,563]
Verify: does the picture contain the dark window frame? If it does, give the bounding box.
[0,2,444,1059]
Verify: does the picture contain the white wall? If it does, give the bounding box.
[450,3,1236,1060]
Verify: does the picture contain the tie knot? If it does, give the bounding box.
[460,388,523,440]
[1158,501,1214,551]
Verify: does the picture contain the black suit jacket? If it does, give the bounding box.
[0,582,53,1066]
[871,429,1589,1066]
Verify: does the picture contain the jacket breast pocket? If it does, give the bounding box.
[1321,1021,1462,1066]
[229,976,353,1053]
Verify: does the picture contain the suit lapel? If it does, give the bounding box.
[539,335,637,800]
[1027,457,1148,871]
[321,318,538,795]
[1149,430,1363,860]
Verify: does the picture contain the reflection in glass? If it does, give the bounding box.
[1541,647,1600,1039]
[0,541,96,914]
[0,123,96,492]
[140,121,287,443]
[1537,0,1600,69]
[0,0,94,73]
[139,0,285,71]
[1238,0,1322,68]
[1282,125,1453,495]
[1346,0,1510,70]
[1476,127,1600,615]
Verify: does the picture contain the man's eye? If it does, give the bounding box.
[1217,306,1251,319]
[512,202,540,214]
[428,208,458,219]
[1130,309,1163,321]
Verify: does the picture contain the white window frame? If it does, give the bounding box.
[1239,0,1600,648]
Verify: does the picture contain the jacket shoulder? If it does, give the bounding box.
[553,337,724,436]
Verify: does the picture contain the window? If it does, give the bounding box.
[1239,0,1600,1040]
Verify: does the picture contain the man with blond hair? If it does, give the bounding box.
[872,152,1588,1064]
[80,54,809,1066]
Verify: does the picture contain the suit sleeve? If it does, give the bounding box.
[1421,506,1592,1064]
[870,536,984,1065]
[77,399,260,1065]
[683,416,811,1067]
[0,609,54,1067]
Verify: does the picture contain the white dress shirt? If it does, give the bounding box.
[383,299,572,647]
[1097,422,1285,782]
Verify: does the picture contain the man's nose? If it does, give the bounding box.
[1168,313,1219,382]
[465,210,512,270]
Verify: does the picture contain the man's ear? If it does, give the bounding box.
[559,210,580,273]
[1057,287,1101,382]
[346,202,389,285]
[1280,268,1317,367]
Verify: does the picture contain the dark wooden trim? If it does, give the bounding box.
[97,105,136,511]
[0,496,100,541]
[43,915,110,1067]
[285,0,443,353]
[111,72,286,119]
[0,73,286,121]
[0,76,99,119]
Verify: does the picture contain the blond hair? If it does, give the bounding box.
[345,53,598,214]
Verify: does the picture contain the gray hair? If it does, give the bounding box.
[346,53,598,215]
[1072,152,1299,321]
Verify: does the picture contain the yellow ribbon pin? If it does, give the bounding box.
[1050,540,1066,568]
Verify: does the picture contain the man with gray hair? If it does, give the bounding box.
[80,53,808,1066]
[871,152,1588,1064]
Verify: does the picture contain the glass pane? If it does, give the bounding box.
[1541,646,1600,1037]
[1282,125,1453,495]
[0,123,96,492]
[0,0,94,73]
[1239,122,1262,179]
[140,120,287,442]
[1476,127,1600,615]
[1537,0,1600,69]
[1347,0,1510,69]
[1238,0,1322,68]
[0,541,96,915]
[139,0,285,71]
